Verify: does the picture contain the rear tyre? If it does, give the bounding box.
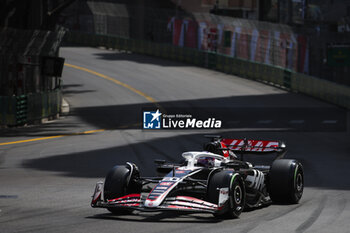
[269,159,304,204]
[104,164,142,214]
[207,170,245,218]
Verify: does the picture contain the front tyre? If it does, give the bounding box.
[269,159,304,204]
[207,171,245,218]
[104,164,142,214]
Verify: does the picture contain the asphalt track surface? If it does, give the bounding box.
[0,47,349,233]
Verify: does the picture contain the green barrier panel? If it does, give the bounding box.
[236,59,244,77]
[184,48,192,64]
[26,90,61,123]
[47,92,52,116]
[283,69,292,88]
[223,56,230,74]
[276,68,285,86]
[230,57,238,75]
[253,63,261,80]
[8,97,16,125]
[41,93,48,118]
[260,64,269,82]
[232,58,239,76]
[131,39,136,53]
[189,48,195,64]
[57,90,62,113]
[291,72,350,109]
[207,52,216,69]
[254,63,264,80]
[216,54,223,71]
[199,50,206,67]
[139,40,146,55]
[136,39,142,53]
[269,66,276,83]
[113,36,120,50]
[125,38,130,51]
[108,36,115,49]
[100,35,107,47]
[193,50,200,66]
[92,34,98,47]
[116,36,123,50]
[0,96,16,126]
[246,62,254,79]
[27,93,39,122]
[16,95,27,125]
[126,39,131,51]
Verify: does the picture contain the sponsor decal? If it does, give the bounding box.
[155,186,168,190]
[218,188,229,207]
[159,182,173,186]
[222,139,280,152]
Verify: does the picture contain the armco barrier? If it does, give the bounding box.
[0,90,61,126]
[64,31,350,109]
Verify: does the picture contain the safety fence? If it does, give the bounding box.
[64,31,350,109]
[0,28,65,127]
[60,2,350,86]
[0,90,62,126]
[0,28,66,96]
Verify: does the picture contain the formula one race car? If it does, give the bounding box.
[91,136,304,218]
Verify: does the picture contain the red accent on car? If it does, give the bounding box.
[107,193,141,202]
[91,193,101,204]
[220,142,230,157]
[221,139,280,152]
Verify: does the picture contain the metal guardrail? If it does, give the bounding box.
[64,31,350,109]
[0,90,62,127]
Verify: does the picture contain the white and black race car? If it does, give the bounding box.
[91,136,304,218]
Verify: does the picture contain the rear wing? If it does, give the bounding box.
[221,138,286,153]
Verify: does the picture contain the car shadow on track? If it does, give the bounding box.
[87,211,223,223]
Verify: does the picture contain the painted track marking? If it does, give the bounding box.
[64,63,162,109]
[1,63,161,146]
[0,129,105,146]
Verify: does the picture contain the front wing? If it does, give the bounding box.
[91,182,225,214]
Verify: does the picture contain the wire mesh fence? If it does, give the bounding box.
[61,1,349,86]
[0,28,65,126]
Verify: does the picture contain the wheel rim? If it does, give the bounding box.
[296,173,303,192]
[233,185,242,205]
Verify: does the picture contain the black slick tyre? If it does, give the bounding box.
[104,165,141,214]
[207,170,245,218]
[269,159,304,204]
